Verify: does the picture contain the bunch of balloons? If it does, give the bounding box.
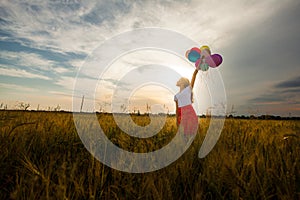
[185,45,223,71]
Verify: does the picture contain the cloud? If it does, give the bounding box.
[81,0,131,25]
[0,82,38,92]
[217,1,300,114]
[243,75,300,116]
[0,50,85,80]
[1,50,55,71]
[53,75,75,91]
[1,0,299,115]
[249,95,285,105]
[1,0,287,57]
[1,0,104,55]
[68,59,85,69]
[1,0,292,75]
[0,66,50,80]
[275,76,300,88]
[222,1,300,78]
[248,76,300,105]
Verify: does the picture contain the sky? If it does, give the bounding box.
[0,0,300,116]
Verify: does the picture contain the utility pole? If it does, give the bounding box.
[80,95,84,112]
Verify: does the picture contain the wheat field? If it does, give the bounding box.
[0,110,299,199]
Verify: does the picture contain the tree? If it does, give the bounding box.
[54,104,61,111]
[17,102,30,110]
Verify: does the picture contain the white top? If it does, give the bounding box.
[174,86,192,107]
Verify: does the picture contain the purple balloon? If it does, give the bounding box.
[211,54,223,67]
[206,54,222,68]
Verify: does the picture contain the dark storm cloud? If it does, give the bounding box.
[222,1,300,84]
[221,1,300,116]
[248,76,300,105]
[249,93,299,105]
[275,76,300,88]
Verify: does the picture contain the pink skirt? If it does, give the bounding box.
[177,104,198,135]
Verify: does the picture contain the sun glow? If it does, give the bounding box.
[94,49,213,114]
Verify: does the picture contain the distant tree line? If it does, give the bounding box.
[1,102,299,120]
[226,114,300,120]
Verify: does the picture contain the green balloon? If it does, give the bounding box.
[200,63,209,71]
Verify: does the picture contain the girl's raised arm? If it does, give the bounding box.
[190,69,198,89]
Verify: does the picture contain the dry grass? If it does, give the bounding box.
[0,110,299,199]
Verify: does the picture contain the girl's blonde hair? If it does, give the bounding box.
[179,77,190,88]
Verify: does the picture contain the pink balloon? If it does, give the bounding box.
[205,56,217,67]
[206,54,223,67]
[195,58,201,68]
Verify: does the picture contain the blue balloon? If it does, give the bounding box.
[188,50,200,63]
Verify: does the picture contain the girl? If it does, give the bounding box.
[174,69,199,135]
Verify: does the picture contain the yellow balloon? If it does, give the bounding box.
[200,45,211,56]
[200,45,210,51]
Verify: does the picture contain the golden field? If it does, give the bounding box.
[0,110,299,199]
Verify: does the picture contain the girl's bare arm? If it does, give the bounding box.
[190,69,198,88]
